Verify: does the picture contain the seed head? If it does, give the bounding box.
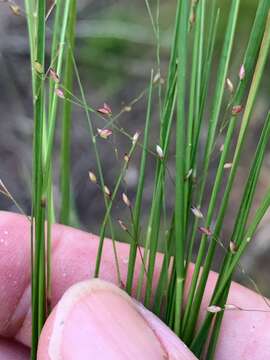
[88,171,97,184]
[224,162,233,169]
[229,241,238,254]
[156,145,164,159]
[104,185,111,197]
[239,64,245,80]
[97,103,112,116]
[132,132,140,145]
[198,227,212,236]
[55,88,65,99]
[153,72,161,84]
[232,105,243,116]
[49,68,60,83]
[124,106,132,112]
[226,78,234,93]
[9,4,21,16]
[191,206,204,219]
[124,153,130,163]
[97,128,112,139]
[207,305,222,313]
[122,193,131,207]
[118,219,128,232]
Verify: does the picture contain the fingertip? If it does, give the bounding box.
[38,279,197,359]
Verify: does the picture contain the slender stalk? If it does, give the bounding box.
[143,167,164,306]
[136,83,177,302]
[43,0,72,193]
[95,140,138,278]
[69,54,121,281]
[186,5,220,266]
[153,215,175,315]
[196,0,240,208]
[174,0,189,335]
[31,0,46,356]
[60,0,77,224]
[126,71,153,294]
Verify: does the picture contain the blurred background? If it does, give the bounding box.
[0,0,269,295]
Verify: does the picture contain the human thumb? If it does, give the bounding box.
[37,279,197,359]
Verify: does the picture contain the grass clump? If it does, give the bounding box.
[22,0,270,358]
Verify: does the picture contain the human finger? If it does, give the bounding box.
[37,279,197,360]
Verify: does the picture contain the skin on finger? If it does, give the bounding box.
[0,212,31,341]
[0,210,162,347]
[0,211,270,359]
[37,279,197,360]
[0,338,29,360]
